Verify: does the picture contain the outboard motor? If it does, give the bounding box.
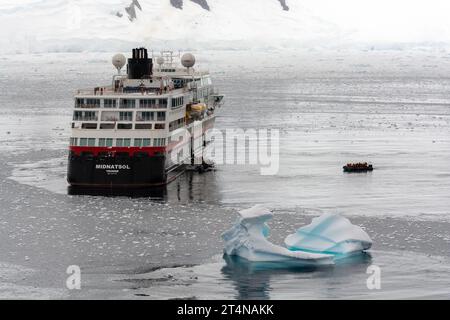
[127,47,153,79]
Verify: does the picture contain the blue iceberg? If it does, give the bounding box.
[284,213,372,257]
[222,206,372,266]
[222,206,334,266]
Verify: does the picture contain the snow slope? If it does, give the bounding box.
[2,0,450,54]
[0,0,340,53]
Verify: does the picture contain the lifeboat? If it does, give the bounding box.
[343,162,373,173]
[186,103,207,120]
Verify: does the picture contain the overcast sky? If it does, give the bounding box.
[302,0,450,43]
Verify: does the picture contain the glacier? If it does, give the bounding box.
[222,206,372,266]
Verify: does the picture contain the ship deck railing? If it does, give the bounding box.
[75,87,185,97]
[76,104,100,109]
[76,88,158,96]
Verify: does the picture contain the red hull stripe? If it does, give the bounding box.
[69,146,166,156]
[69,120,215,156]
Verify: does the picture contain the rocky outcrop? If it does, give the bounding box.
[125,0,142,21]
[190,0,210,11]
[278,0,289,11]
[133,0,142,11]
[170,0,183,10]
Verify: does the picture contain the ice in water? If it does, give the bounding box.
[222,206,372,265]
[285,213,372,257]
[222,205,334,265]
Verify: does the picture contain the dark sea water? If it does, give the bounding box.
[0,50,450,299]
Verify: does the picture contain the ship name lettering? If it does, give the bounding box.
[95,164,131,170]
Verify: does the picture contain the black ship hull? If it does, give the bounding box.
[67,151,168,188]
[67,117,215,190]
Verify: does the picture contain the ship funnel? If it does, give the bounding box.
[127,47,153,79]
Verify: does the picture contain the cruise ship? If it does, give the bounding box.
[67,48,224,188]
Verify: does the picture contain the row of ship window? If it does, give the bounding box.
[75,97,183,109]
[73,111,166,122]
[70,137,166,147]
[77,123,166,130]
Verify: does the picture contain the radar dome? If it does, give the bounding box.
[112,53,126,71]
[181,53,196,68]
[156,57,165,66]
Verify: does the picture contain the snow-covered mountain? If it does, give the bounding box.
[0,0,340,53]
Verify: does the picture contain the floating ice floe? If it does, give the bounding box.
[222,206,372,265]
